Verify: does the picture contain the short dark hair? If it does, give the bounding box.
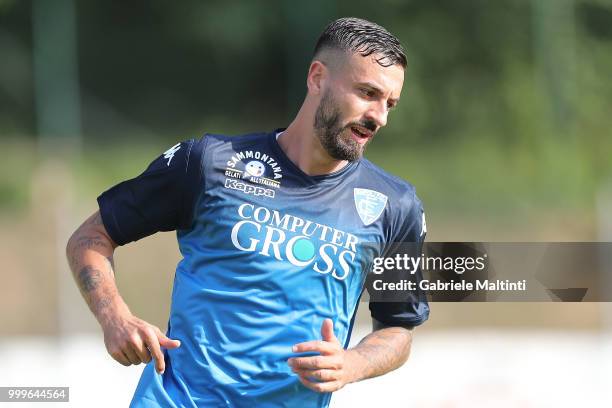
[313,17,407,69]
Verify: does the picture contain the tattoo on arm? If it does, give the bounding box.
[94,293,113,313]
[67,212,121,320]
[74,235,110,250]
[77,265,102,292]
[75,262,118,317]
[67,230,112,269]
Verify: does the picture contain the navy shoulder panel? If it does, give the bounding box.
[97,136,207,246]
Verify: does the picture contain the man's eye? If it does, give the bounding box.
[360,88,374,98]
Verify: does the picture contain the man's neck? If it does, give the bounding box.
[277,121,349,177]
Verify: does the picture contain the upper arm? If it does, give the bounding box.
[72,210,119,249]
[66,211,117,272]
[96,137,206,246]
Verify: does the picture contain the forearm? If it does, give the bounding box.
[345,326,413,383]
[66,212,128,326]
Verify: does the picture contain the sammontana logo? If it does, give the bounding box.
[224,150,283,189]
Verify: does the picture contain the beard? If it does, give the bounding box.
[313,89,374,162]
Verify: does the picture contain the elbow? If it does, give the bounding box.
[401,328,414,365]
[399,343,411,366]
[66,228,77,250]
[66,224,84,255]
[393,326,414,367]
[66,228,81,272]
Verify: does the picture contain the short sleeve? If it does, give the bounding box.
[368,192,430,327]
[97,136,207,246]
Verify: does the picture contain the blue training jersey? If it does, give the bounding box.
[97,129,429,408]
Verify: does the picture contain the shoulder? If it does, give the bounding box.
[355,158,425,241]
[202,130,271,151]
[358,158,423,212]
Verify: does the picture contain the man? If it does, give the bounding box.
[66,17,429,407]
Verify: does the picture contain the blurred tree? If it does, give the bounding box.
[0,0,611,214]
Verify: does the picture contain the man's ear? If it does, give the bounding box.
[306,60,327,95]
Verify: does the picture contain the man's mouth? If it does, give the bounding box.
[349,125,373,143]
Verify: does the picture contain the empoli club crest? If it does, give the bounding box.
[353,188,388,226]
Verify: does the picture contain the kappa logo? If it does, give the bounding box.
[354,188,388,226]
[225,179,275,198]
[163,143,181,166]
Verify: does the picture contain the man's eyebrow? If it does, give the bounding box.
[357,81,400,104]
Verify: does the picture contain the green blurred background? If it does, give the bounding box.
[1,0,611,337]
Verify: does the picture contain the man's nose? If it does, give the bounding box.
[366,102,388,128]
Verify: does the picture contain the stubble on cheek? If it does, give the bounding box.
[314,91,366,161]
